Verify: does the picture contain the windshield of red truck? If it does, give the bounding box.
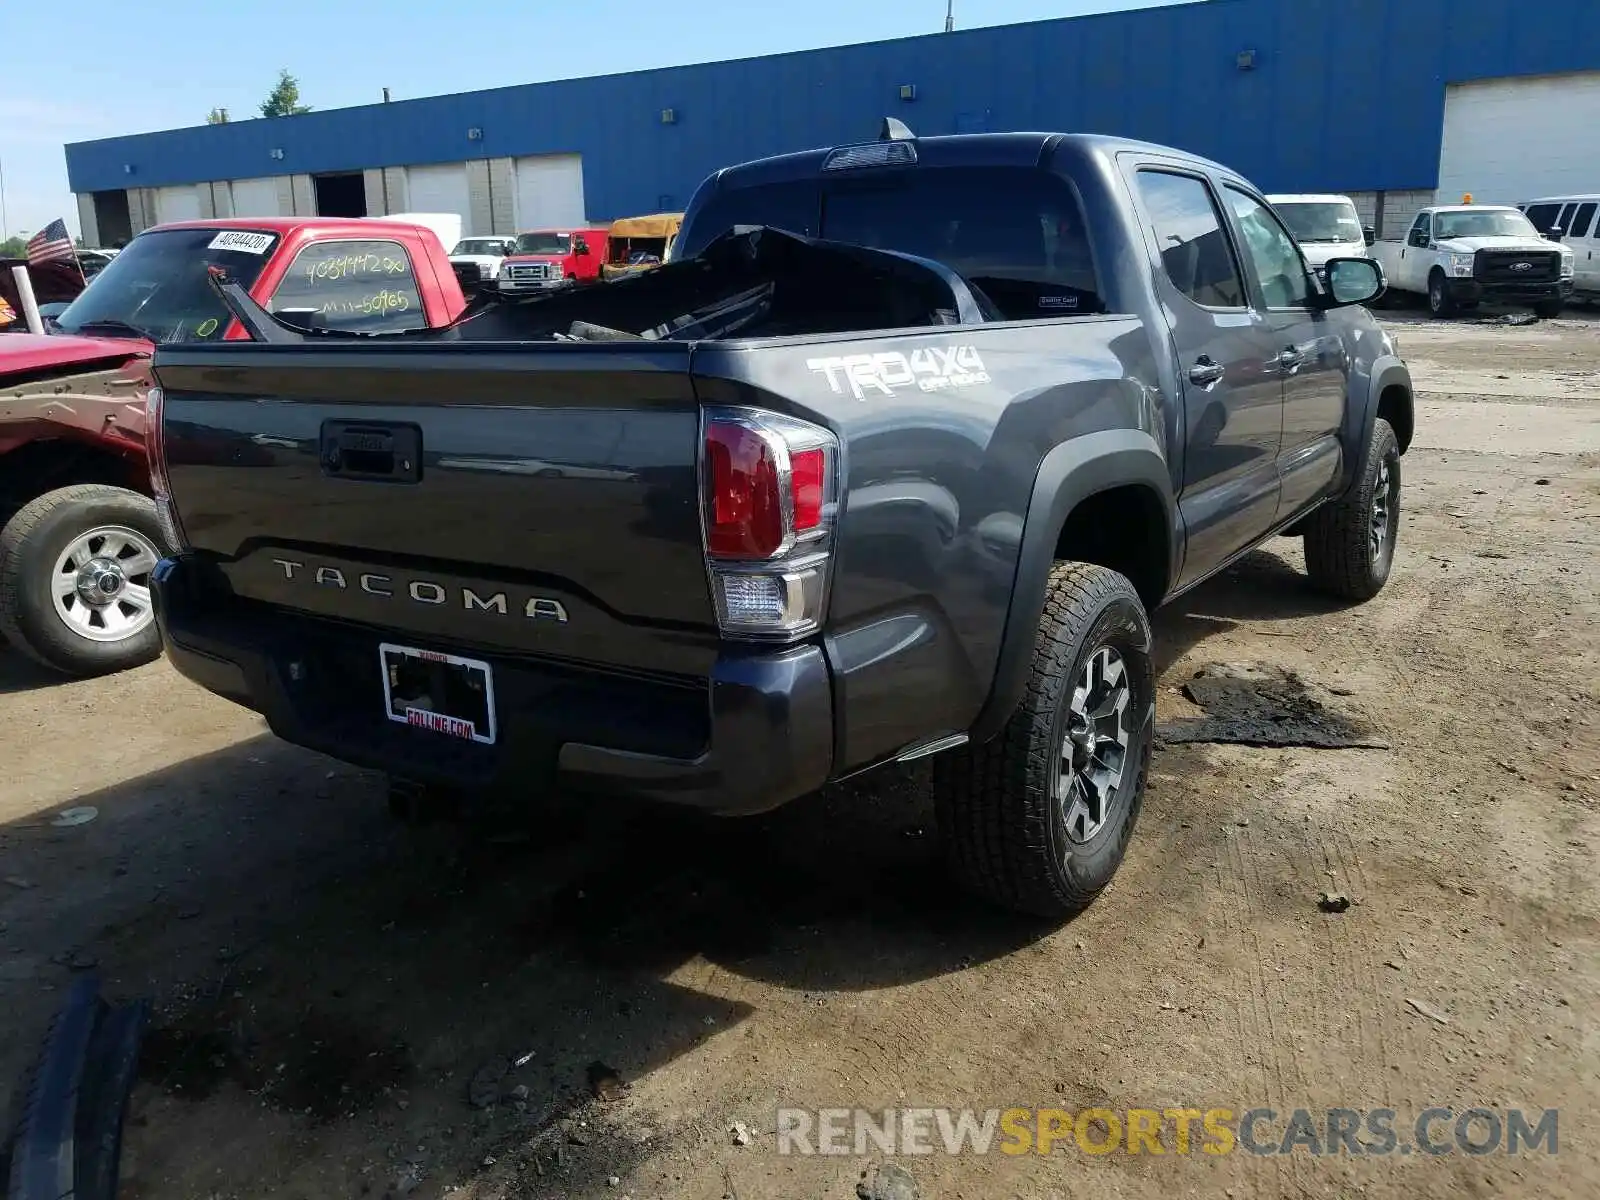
[512,233,571,255]
[54,228,280,343]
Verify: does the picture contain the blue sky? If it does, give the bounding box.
[0,0,1188,242]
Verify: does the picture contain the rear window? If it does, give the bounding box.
[54,227,280,343]
[268,239,425,333]
[679,181,820,257]
[681,166,1103,319]
[820,167,1102,318]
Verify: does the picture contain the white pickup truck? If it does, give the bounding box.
[1370,205,1574,317]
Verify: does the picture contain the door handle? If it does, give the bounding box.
[1277,347,1305,372]
[1188,357,1225,386]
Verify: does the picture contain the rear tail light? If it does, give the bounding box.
[144,386,188,551]
[699,407,839,641]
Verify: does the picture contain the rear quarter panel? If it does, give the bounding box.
[693,315,1163,772]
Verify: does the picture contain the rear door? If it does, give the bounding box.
[1567,201,1600,290]
[1124,162,1283,587]
[1221,184,1346,520]
[263,236,430,333]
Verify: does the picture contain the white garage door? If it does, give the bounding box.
[1438,71,1600,205]
[403,163,471,230]
[229,177,282,217]
[153,185,202,225]
[513,154,586,230]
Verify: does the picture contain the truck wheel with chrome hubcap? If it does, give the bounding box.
[932,561,1155,918]
[1303,418,1401,602]
[0,484,170,677]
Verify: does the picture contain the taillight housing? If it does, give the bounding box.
[700,407,839,641]
[144,386,188,551]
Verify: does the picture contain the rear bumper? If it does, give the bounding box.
[1446,277,1572,304]
[152,555,833,816]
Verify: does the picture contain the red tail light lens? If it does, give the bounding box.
[704,421,784,558]
[700,407,838,640]
[790,448,825,532]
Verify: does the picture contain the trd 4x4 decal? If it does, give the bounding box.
[806,345,990,400]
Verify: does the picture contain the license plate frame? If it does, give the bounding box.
[378,642,498,745]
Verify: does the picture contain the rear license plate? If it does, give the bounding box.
[379,642,497,745]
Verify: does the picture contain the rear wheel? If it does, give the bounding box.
[0,485,168,677]
[932,562,1154,918]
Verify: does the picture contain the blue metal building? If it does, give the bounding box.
[63,0,1600,246]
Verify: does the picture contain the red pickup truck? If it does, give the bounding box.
[0,215,467,678]
[496,227,610,295]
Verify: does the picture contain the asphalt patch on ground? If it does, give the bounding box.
[1157,662,1391,750]
[136,1007,411,1123]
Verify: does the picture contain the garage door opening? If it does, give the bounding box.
[313,173,367,218]
[92,191,133,248]
[1438,71,1600,204]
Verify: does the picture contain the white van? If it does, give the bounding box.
[1517,195,1600,298]
[1266,194,1374,276]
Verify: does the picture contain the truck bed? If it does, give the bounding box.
[151,225,1150,809]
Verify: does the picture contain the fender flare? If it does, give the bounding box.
[968,429,1176,743]
[1340,353,1412,495]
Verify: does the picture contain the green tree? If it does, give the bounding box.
[0,235,26,259]
[260,70,312,118]
[207,106,230,124]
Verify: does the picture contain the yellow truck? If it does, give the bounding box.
[600,212,684,281]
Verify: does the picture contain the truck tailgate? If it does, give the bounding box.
[153,343,718,677]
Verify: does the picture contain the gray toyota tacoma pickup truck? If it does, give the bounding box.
[145,127,1414,917]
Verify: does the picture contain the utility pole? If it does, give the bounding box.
[944,0,954,31]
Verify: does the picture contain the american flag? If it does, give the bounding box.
[26,218,76,268]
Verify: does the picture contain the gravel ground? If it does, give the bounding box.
[1,310,1596,1200]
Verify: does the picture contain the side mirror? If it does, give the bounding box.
[1547,226,1565,242]
[1321,257,1385,308]
[1363,225,1376,246]
[574,239,590,256]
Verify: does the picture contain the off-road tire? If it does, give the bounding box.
[0,485,168,677]
[932,562,1155,918]
[1303,418,1401,602]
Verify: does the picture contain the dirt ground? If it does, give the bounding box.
[1,310,1597,1200]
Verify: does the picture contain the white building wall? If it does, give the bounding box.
[383,168,407,215]
[291,174,316,216]
[76,195,100,249]
[487,158,516,235]
[364,169,388,217]
[466,159,493,237]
